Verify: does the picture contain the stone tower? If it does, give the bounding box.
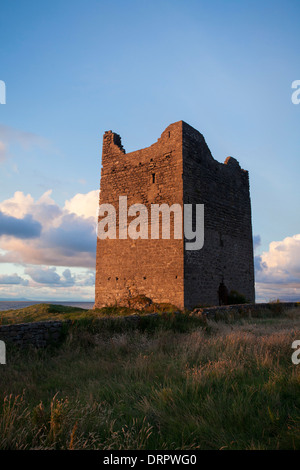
[95,121,255,309]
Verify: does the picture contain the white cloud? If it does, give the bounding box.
[261,235,300,275]
[0,190,99,268]
[0,191,35,218]
[255,234,300,302]
[25,266,76,287]
[0,190,61,228]
[0,273,28,286]
[64,190,99,219]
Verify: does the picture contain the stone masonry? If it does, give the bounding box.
[95,121,255,309]
[0,321,67,348]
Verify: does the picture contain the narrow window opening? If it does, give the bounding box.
[152,173,156,184]
[116,277,119,281]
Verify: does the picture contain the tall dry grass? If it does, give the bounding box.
[0,308,299,449]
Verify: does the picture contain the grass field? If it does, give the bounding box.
[0,300,177,325]
[0,304,300,450]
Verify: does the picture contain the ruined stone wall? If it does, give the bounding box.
[0,321,67,348]
[95,120,255,310]
[182,122,255,308]
[95,122,185,308]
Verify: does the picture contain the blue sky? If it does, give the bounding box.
[0,0,299,301]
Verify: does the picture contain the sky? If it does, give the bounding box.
[0,0,299,302]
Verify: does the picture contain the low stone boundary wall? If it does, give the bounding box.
[0,302,298,348]
[0,320,71,348]
[191,302,299,318]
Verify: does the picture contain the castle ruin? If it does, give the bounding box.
[95,121,255,309]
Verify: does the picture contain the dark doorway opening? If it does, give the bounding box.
[218,281,228,305]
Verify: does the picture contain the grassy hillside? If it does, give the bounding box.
[0,306,299,450]
[0,303,88,324]
[0,300,178,325]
